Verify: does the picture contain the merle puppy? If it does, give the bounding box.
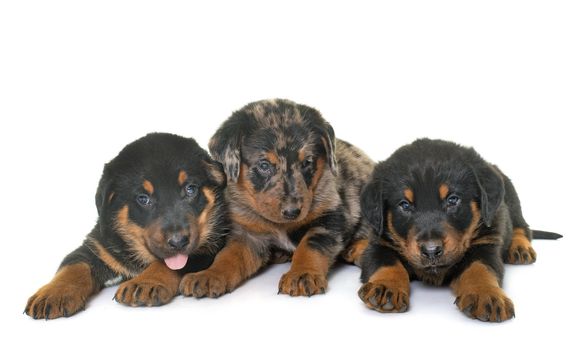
[180,99,374,298]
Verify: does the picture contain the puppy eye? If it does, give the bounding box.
[398,200,413,211]
[136,194,152,207]
[446,194,460,207]
[257,160,274,175]
[185,184,199,197]
[302,157,314,169]
[258,160,271,170]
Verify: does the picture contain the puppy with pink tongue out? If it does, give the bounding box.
[25,133,229,319]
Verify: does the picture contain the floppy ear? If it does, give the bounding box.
[208,112,256,182]
[95,165,114,217]
[321,123,338,176]
[299,104,338,176]
[472,164,505,227]
[204,159,227,187]
[360,180,384,235]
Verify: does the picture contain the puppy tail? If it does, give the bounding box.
[532,230,563,240]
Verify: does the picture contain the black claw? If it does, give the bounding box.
[120,287,127,302]
[398,303,408,312]
[134,287,143,300]
[454,297,460,305]
[478,313,489,322]
[63,308,69,318]
[514,251,521,262]
[302,277,310,295]
[485,303,492,315]
[45,305,52,319]
[386,290,393,302]
[368,295,378,306]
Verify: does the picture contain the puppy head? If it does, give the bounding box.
[95,132,226,270]
[361,139,504,273]
[209,99,337,223]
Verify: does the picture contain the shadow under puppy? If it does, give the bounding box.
[180,99,374,298]
[25,133,228,319]
[359,138,561,322]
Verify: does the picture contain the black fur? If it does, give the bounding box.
[26,133,229,319]
[76,133,228,274]
[358,138,561,321]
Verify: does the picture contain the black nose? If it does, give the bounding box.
[282,207,301,220]
[420,240,443,259]
[167,234,189,250]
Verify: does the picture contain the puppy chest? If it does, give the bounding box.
[272,230,297,252]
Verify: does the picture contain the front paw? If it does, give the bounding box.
[25,284,88,320]
[455,287,515,322]
[341,239,369,267]
[358,281,409,313]
[114,279,176,307]
[180,270,231,298]
[507,243,536,265]
[278,270,327,297]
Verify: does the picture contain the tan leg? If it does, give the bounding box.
[358,262,410,313]
[180,239,264,298]
[506,228,536,264]
[25,263,95,319]
[114,260,180,307]
[278,233,332,297]
[451,261,514,322]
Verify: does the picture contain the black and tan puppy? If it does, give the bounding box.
[25,133,228,319]
[359,138,561,322]
[180,99,374,298]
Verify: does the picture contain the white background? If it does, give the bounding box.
[1,1,583,349]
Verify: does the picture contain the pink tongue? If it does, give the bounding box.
[164,254,188,270]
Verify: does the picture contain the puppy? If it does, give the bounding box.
[180,99,374,298]
[25,133,228,319]
[359,138,561,322]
